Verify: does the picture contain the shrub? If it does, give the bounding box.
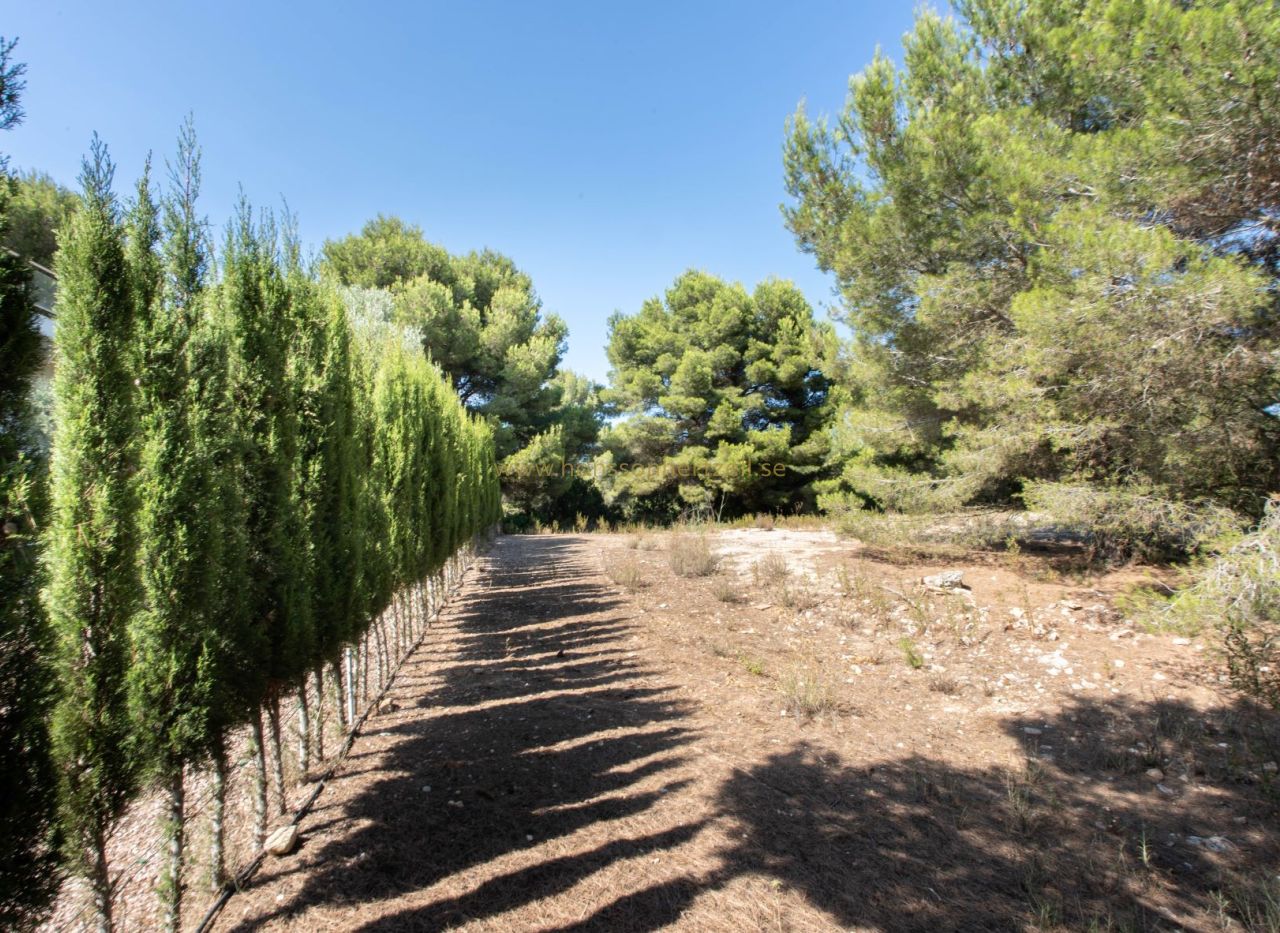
[607,556,646,590]
[1021,481,1240,563]
[779,578,819,610]
[669,534,719,577]
[1145,501,1280,709]
[711,575,741,603]
[752,552,789,585]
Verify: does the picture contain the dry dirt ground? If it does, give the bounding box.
[213,531,1280,932]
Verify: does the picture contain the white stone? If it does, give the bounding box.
[265,824,299,857]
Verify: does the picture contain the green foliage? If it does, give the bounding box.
[1,170,78,269]
[128,126,238,782]
[0,163,57,926]
[19,122,504,926]
[219,202,308,692]
[294,275,363,662]
[600,270,832,520]
[323,215,572,461]
[1145,501,1280,710]
[786,0,1280,523]
[43,139,140,879]
[0,37,25,165]
[1022,481,1241,564]
[898,637,925,670]
[321,214,451,290]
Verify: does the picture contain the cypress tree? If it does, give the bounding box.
[287,238,357,772]
[218,202,296,834]
[189,293,253,890]
[308,290,362,699]
[0,173,58,929]
[126,125,228,931]
[44,138,139,933]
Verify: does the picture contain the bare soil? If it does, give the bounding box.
[208,531,1279,932]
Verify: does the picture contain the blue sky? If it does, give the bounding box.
[4,1,920,383]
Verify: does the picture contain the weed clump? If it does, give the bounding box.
[670,534,719,577]
[780,668,836,719]
[607,556,647,590]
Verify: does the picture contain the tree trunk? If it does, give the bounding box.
[210,736,228,892]
[312,666,327,761]
[88,827,113,933]
[266,695,287,814]
[331,659,349,734]
[374,616,388,691]
[296,683,311,777]
[250,712,268,850]
[161,765,185,933]
[345,647,358,727]
[360,631,370,705]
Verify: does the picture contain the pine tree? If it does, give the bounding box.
[44,138,140,933]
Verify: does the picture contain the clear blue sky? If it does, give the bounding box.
[4,1,921,383]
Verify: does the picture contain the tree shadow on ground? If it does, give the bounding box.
[229,536,1280,932]
[565,695,1280,931]
[226,536,704,932]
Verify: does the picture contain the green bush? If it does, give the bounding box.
[1145,502,1280,710]
[1021,481,1240,563]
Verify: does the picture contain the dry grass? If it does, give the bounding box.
[752,552,790,586]
[669,534,719,577]
[710,575,742,603]
[219,534,1280,933]
[779,578,820,611]
[607,555,647,590]
[779,669,836,719]
[928,674,962,696]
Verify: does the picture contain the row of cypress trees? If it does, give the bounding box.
[42,129,500,933]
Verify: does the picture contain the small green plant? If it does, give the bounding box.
[739,655,766,676]
[898,636,924,669]
[1004,761,1044,834]
[669,534,719,577]
[1137,825,1153,870]
[574,512,589,533]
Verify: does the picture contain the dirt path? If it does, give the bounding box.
[219,535,741,931]
[216,533,1276,932]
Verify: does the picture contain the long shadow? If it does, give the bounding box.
[561,695,1280,932]
[228,535,701,931]
[230,535,1280,931]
